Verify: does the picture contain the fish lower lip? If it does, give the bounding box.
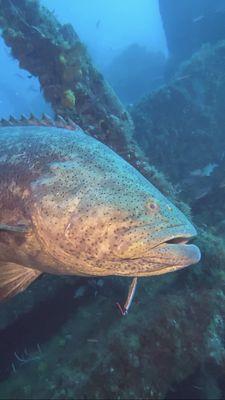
[162,242,201,265]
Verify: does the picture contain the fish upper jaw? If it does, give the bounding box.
[150,221,198,248]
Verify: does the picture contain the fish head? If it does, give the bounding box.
[31,141,200,277]
[111,189,201,276]
[61,161,201,277]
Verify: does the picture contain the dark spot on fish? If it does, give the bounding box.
[0,231,26,246]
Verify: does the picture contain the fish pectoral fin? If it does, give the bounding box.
[0,262,42,302]
[0,223,31,233]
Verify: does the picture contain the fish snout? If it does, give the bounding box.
[142,219,201,274]
[163,241,201,266]
[153,232,201,271]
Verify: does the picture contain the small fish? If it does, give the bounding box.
[73,285,87,299]
[219,179,225,188]
[215,5,225,14]
[192,385,203,391]
[15,73,25,79]
[96,19,101,29]
[175,74,191,82]
[87,339,99,343]
[193,15,204,23]
[28,85,38,93]
[190,163,218,177]
[0,118,201,306]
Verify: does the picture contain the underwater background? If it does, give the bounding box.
[0,0,225,399]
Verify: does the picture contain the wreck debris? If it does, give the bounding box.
[0,0,135,155]
[0,0,181,203]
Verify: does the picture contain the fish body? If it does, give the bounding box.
[0,123,200,301]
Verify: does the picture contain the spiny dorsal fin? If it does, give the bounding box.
[0,262,42,302]
[9,115,18,124]
[0,114,79,131]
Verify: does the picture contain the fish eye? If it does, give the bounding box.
[146,200,160,213]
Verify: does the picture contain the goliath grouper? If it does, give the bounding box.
[0,117,201,313]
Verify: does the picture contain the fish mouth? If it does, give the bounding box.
[115,224,201,275]
[164,236,192,245]
[154,232,201,267]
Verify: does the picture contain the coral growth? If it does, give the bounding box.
[132,40,225,217]
[0,0,135,156]
[62,89,76,109]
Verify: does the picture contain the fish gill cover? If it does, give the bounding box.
[0,0,224,399]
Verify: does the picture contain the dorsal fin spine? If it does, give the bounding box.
[0,115,79,131]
